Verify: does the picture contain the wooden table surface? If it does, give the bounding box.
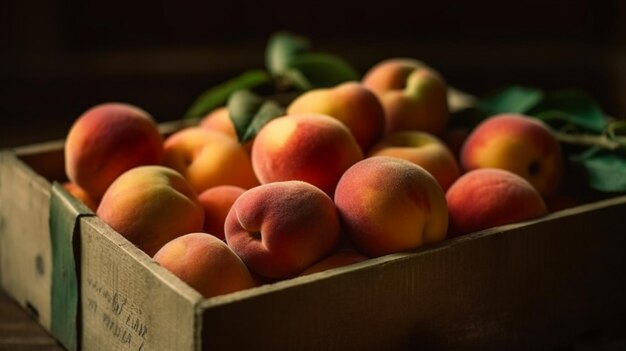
[0,290,63,351]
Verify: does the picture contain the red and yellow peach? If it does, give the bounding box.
[251,113,363,197]
[154,233,255,298]
[334,156,448,257]
[65,102,163,200]
[97,165,205,256]
[460,113,563,197]
[161,127,259,194]
[368,131,461,191]
[225,181,340,279]
[198,185,246,241]
[286,81,386,152]
[446,168,548,236]
[362,58,449,136]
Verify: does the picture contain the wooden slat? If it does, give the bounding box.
[198,196,626,350]
[0,151,54,332]
[79,217,202,351]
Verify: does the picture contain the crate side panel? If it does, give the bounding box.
[79,217,201,351]
[200,197,626,351]
[0,151,53,331]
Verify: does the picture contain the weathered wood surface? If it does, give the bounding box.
[78,217,202,350]
[198,196,626,351]
[0,149,56,334]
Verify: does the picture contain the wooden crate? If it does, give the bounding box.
[1,124,625,350]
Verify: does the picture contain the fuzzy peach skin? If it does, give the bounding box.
[446,168,548,237]
[224,181,340,279]
[161,127,259,194]
[368,131,461,191]
[334,156,448,257]
[154,233,255,298]
[200,106,254,153]
[460,113,563,197]
[251,113,363,197]
[362,58,449,136]
[299,247,368,276]
[65,102,163,200]
[62,181,98,211]
[198,185,246,241]
[286,81,386,152]
[97,165,205,256]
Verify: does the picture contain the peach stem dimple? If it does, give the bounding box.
[249,231,262,241]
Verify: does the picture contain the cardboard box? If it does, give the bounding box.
[1,120,625,350]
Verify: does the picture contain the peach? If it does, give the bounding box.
[362,58,449,136]
[199,106,237,138]
[199,106,254,153]
[154,233,255,298]
[460,113,563,197]
[286,81,386,152]
[224,181,340,279]
[367,131,461,191]
[251,113,363,197]
[97,165,205,256]
[161,127,259,194]
[446,168,548,236]
[65,102,163,200]
[299,247,368,276]
[198,185,246,241]
[334,156,448,257]
[62,181,98,211]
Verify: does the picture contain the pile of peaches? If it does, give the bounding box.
[62,58,563,298]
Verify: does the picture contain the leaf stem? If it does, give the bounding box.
[553,131,626,151]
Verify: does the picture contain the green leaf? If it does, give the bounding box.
[265,32,359,91]
[289,52,360,89]
[530,90,606,133]
[266,32,311,77]
[227,90,285,143]
[576,147,626,192]
[281,68,314,91]
[479,86,544,116]
[183,70,271,119]
[532,110,577,130]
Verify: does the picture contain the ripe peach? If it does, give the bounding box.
[368,131,461,191]
[224,181,340,279]
[154,233,255,298]
[199,106,254,153]
[198,185,246,241]
[97,165,205,256]
[199,106,237,138]
[299,247,368,276]
[286,81,386,152]
[460,113,563,197]
[251,113,363,197]
[62,181,98,211]
[362,58,449,136]
[65,102,163,200]
[161,127,259,194]
[446,168,548,236]
[334,156,448,257]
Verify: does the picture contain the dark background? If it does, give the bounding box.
[1,0,625,148]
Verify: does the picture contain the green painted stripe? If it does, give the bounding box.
[49,182,94,351]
